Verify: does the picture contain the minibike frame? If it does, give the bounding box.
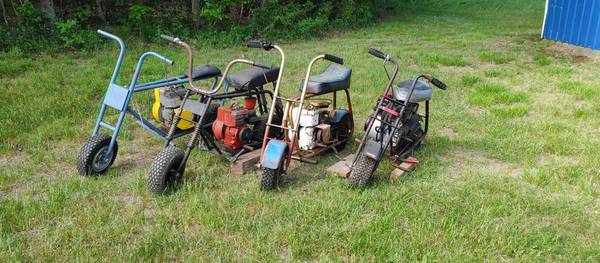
[76,30,220,176]
[259,51,352,184]
[145,38,285,193]
[349,48,447,184]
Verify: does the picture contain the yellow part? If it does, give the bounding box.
[152,88,195,130]
[174,108,195,130]
[152,88,161,122]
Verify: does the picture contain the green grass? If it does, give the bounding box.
[1,0,599,261]
[467,83,529,106]
[479,50,516,64]
[461,75,481,87]
[419,52,471,67]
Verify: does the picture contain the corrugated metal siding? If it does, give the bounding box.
[542,0,600,50]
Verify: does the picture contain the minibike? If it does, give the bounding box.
[76,30,223,176]
[348,48,448,187]
[146,37,284,193]
[258,46,354,190]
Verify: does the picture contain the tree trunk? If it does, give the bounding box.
[191,0,201,29]
[38,0,56,19]
[0,0,8,26]
[95,0,107,23]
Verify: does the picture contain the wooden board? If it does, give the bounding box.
[389,157,419,181]
[229,149,262,176]
[326,154,355,178]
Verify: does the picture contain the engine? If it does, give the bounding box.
[364,93,423,155]
[152,86,195,130]
[211,97,257,151]
[291,101,334,150]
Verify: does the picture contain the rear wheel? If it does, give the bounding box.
[76,134,118,176]
[334,114,353,151]
[147,146,185,193]
[347,153,376,187]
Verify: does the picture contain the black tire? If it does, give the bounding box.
[334,114,354,151]
[147,145,185,193]
[347,153,377,187]
[259,153,284,191]
[76,134,118,176]
[260,167,281,191]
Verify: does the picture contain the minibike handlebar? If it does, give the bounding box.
[160,36,284,95]
[98,30,174,85]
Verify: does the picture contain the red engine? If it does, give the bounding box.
[212,98,256,151]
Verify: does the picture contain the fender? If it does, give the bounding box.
[362,138,383,160]
[261,139,288,169]
[331,109,350,124]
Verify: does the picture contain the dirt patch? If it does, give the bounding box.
[0,150,31,170]
[538,153,578,166]
[439,127,457,140]
[543,42,600,62]
[484,37,518,51]
[107,128,164,173]
[529,91,565,118]
[438,65,476,75]
[115,194,141,206]
[144,206,157,219]
[444,147,524,182]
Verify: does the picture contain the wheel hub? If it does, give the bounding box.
[92,145,113,172]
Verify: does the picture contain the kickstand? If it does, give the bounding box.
[328,144,342,160]
[315,142,342,160]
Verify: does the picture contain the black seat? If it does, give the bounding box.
[184,64,221,81]
[227,66,280,90]
[301,64,351,95]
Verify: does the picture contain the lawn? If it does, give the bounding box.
[1,0,599,261]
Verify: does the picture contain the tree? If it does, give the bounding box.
[95,0,107,23]
[0,0,8,26]
[191,0,201,29]
[38,0,55,19]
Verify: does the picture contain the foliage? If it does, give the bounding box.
[0,0,403,52]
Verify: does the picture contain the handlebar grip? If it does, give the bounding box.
[368,48,387,60]
[97,29,111,38]
[430,77,447,90]
[324,54,344,65]
[160,34,179,44]
[246,40,274,50]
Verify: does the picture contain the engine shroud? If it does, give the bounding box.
[212,100,255,151]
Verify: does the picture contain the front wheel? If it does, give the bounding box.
[76,134,118,176]
[259,167,281,191]
[147,145,185,193]
[347,153,377,187]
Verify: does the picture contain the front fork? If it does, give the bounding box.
[163,89,213,173]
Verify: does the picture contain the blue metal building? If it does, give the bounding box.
[542,0,600,50]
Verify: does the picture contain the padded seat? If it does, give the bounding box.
[184,64,222,81]
[394,79,432,103]
[302,64,351,95]
[227,66,280,90]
